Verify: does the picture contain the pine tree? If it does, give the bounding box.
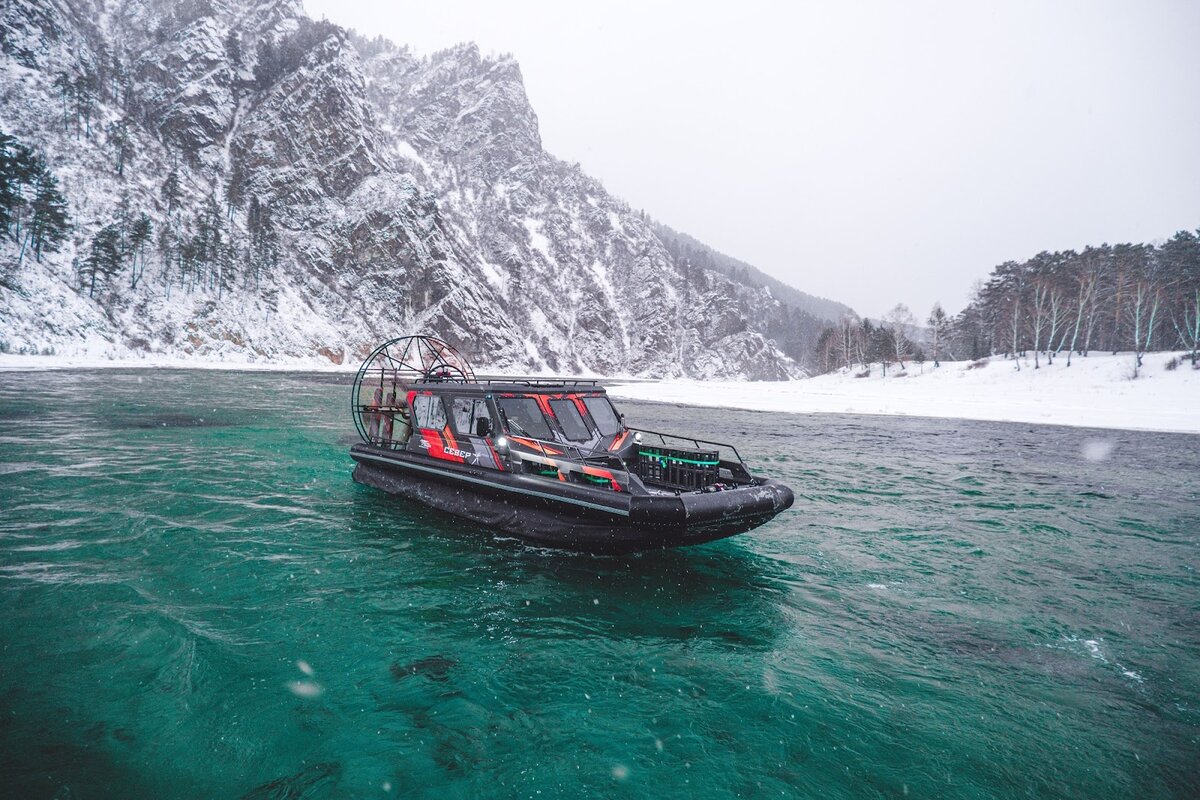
[3,139,39,243]
[105,118,134,176]
[107,49,128,107]
[201,195,223,290]
[27,168,69,263]
[72,72,98,139]
[246,194,261,237]
[93,42,112,102]
[225,166,246,220]
[157,223,178,298]
[0,131,18,233]
[1160,231,1200,357]
[52,73,72,131]
[129,213,152,289]
[218,236,237,298]
[161,169,182,216]
[114,192,133,252]
[224,30,243,68]
[245,195,262,288]
[80,224,121,298]
[249,199,279,291]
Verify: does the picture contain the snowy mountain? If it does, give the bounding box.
[0,0,847,378]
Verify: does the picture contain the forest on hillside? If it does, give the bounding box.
[653,225,846,372]
[812,230,1200,378]
[1,125,280,319]
[0,0,816,376]
[0,10,307,318]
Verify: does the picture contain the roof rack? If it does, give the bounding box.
[467,376,604,388]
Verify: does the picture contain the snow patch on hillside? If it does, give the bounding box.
[522,217,553,263]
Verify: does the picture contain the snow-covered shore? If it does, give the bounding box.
[2,350,1195,434]
[609,352,1200,435]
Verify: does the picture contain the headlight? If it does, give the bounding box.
[495,436,509,453]
[633,432,642,444]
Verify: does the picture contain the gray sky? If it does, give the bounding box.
[304,0,1200,319]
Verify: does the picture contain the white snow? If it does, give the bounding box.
[391,138,431,173]
[607,352,1200,434]
[606,210,625,235]
[476,259,508,297]
[522,217,554,263]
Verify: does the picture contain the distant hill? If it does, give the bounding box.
[651,222,855,323]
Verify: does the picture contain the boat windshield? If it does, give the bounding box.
[496,397,554,440]
[549,399,591,441]
[583,396,621,436]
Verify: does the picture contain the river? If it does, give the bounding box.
[0,369,1196,798]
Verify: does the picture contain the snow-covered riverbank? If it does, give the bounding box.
[2,350,1195,434]
[609,352,1200,434]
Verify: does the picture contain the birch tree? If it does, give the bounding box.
[882,303,915,370]
[927,302,948,367]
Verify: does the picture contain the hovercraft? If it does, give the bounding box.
[348,335,794,553]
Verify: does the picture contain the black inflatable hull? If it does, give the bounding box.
[350,446,794,553]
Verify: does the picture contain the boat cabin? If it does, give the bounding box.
[362,378,629,474]
[352,336,751,495]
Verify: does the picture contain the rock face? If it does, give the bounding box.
[0,0,845,377]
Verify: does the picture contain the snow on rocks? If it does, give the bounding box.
[0,0,806,379]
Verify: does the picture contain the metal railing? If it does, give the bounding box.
[628,427,752,480]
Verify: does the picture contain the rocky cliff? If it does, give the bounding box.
[0,0,846,377]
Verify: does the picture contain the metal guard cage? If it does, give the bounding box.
[351,335,476,448]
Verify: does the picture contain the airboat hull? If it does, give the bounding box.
[351,445,794,554]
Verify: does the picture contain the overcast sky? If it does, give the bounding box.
[304,0,1200,319]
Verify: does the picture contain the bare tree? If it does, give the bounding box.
[1044,279,1065,365]
[927,302,948,367]
[1007,293,1022,370]
[1173,288,1200,366]
[856,319,873,373]
[1029,276,1049,368]
[1063,248,1103,365]
[1128,276,1163,378]
[837,315,859,371]
[882,303,915,370]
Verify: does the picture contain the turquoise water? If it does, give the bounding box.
[0,369,1197,798]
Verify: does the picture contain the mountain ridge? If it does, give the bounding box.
[0,0,851,378]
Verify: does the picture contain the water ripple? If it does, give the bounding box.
[0,371,1196,799]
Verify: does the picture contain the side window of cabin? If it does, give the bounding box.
[452,397,492,436]
[412,394,447,430]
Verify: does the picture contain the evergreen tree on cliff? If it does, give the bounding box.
[81,225,121,298]
[27,168,69,263]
